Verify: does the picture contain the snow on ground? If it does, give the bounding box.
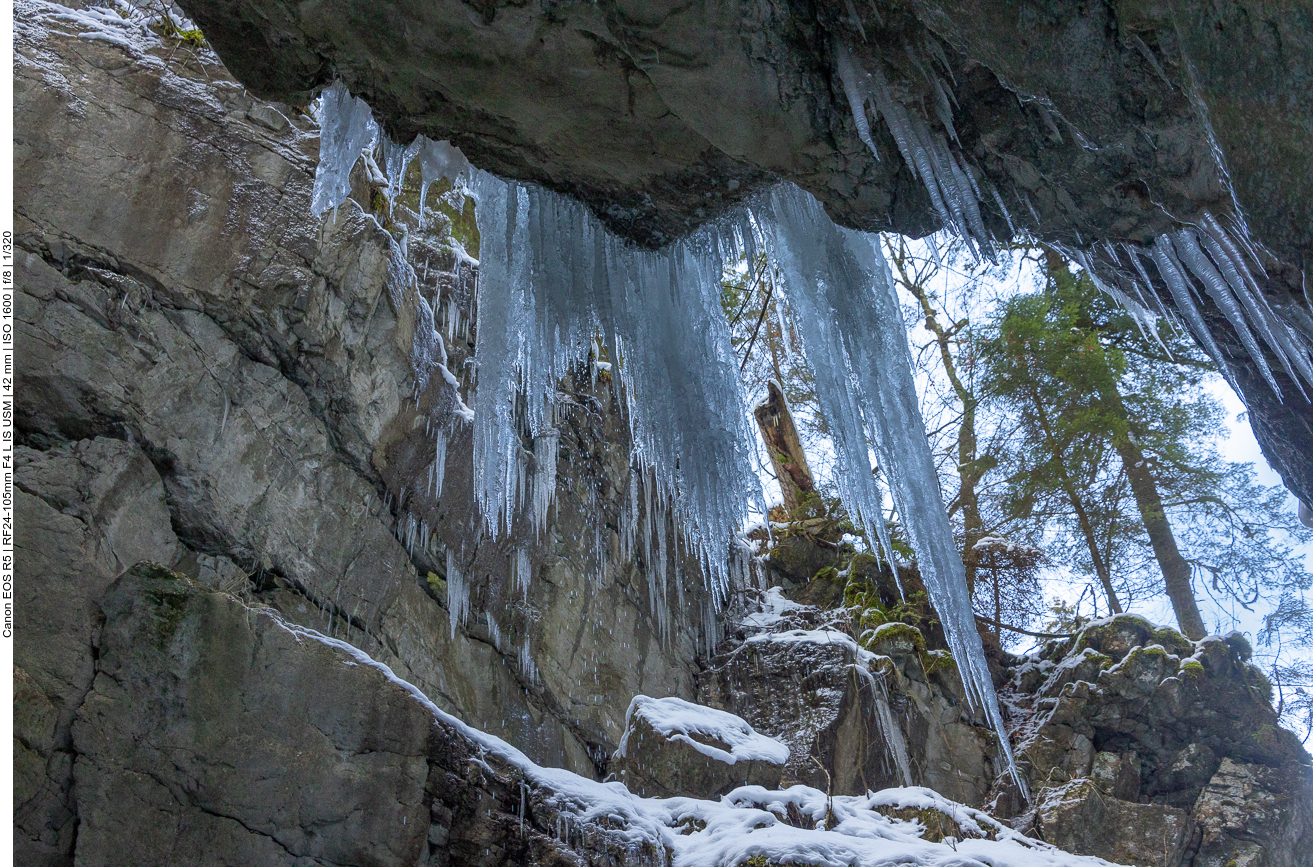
[274,609,1125,867]
[617,696,790,765]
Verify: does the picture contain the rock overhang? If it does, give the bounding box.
[176,0,1313,499]
[175,1,1309,261]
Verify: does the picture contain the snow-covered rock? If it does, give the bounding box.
[612,697,788,798]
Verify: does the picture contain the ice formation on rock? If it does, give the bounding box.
[446,549,469,639]
[468,170,763,598]
[753,184,1019,784]
[308,82,1018,777]
[310,82,378,218]
[1068,216,1313,405]
[836,44,993,259]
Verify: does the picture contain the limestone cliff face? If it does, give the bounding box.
[14,10,712,862]
[15,6,1313,867]
[27,562,650,867]
[175,0,1313,505]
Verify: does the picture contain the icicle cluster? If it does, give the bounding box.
[835,43,1312,410]
[1059,215,1313,405]
[307,82,1022,780]
[752,184,1020,783]
[468,171,763,599]
[446,549,469,639]
[835,44,995,259]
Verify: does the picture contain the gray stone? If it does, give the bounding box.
[66,564,655,867]
[611,704,784,799]
[1034,779,1192,867]
[1091,750,1142,803]
[1192,759,1313,867]
[14,437,182,866]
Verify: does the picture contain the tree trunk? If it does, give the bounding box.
[1027,385,1125,615]
[754,380,814,515]
[1101,395,1208,638]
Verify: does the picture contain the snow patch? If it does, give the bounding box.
[617,696,790,766]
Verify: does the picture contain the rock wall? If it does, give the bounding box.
[702,563,1313,867]
[26,562,655,867]
[14,8,715,861]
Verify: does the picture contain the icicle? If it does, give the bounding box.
[1151,236,1239,393]
[310,83,380,218]
[857,664,913,787]
[514,547,532,599]
[620,469,639,563]
[531,429,559,535]
[431,429,448,499]
[469,170,762,597]
[519,639,538,683]
[835,43,879,160]
[1196,215,1313,394]
[446,550,469,639]
[755,183,1021,788]
[380,135,421,207]
[989,185,1017,238]
[1170,229,1281,394]
[837,50,992,258]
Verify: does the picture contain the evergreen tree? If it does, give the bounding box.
[980,250,1311,638]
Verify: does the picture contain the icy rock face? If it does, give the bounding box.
[611,697,787,798]
[306,84,1017,773]
[1002,614,1313,866]
[15,0,711,810]
[177,0,1313,506]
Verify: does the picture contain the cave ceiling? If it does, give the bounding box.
[176,0,1313,501]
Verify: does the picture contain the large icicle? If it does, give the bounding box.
[310,82,379,218]
[469,171,763,598]
[756,183,1021,786]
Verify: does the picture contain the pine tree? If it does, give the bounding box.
[980,249,1311,638]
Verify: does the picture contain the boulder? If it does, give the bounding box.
[701,590,996,805]
[612,696,787,798]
